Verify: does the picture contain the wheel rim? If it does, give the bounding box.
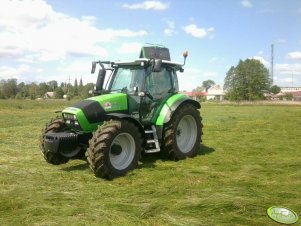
[176,115,197,153]
[109,133,136,170]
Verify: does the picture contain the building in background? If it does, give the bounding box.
[206,85,225,101]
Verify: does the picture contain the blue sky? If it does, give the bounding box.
[0,0,300,91]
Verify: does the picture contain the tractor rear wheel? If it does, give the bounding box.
[86,119,142,179]
[40,117,69,165]
[163,104,203,160]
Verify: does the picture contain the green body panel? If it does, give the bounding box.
[154,93,187,126]
[88,93,128,112]
[62,93,128,132]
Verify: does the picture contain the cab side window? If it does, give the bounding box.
[146,68,172,99]
[171,71,179,92]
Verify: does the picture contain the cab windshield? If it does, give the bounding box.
[109,67,145,94]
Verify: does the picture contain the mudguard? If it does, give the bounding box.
[105,113,145,135]
[155,94,200,126]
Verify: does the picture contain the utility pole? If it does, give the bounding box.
[271,44,274,84]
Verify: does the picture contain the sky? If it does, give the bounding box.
[0,0,300,91]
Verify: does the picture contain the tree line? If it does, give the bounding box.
[0,78,95,100]
[1,59,282,101]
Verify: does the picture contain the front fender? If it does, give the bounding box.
[105,113,145,136]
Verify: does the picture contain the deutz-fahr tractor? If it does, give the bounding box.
[40,46,203,178]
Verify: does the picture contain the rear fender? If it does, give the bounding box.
[155,95,200,126]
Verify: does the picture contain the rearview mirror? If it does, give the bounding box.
[152,59,162,72]
[95,69,106,93]
[91,62,96,74]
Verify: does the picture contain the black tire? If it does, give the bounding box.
[40,117,69,165]
[86,119,142,179]
[163,104,203,160]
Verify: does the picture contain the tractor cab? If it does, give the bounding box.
[91,46,185,124]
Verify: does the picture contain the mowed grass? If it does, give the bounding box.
[0,100,300,226]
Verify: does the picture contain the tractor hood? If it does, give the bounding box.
[62,93,128,131]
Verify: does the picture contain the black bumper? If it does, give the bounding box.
[44,132,82,158]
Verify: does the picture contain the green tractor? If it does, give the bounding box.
[40,46,203,178]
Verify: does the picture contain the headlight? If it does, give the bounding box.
[63,113,76,120]
[63,114,79,126]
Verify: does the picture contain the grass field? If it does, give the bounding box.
[0,100,300,226]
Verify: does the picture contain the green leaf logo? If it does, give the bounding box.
[267,206,299,224]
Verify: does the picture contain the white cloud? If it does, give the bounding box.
[208,57,218,64]
[118,42,142,54]
[179,68,202,91]
[123,1,169,10]
[275,39,286,44]
[240,0,253,8]
[183,24,214,39]
[275,63,301,75]
[0,64,41,80]
[179,68,221,91]
[164,20,176,36]
[204,72,218,77]
[0,0,147,63]
[251,56,270,67]
[287,51,301,60]
[273,63,301,86]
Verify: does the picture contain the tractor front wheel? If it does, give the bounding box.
[163,104,203,160]
[40,117,69,165]
[86,120,142,179]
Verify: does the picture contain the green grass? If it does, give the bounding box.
[0,100,300,226]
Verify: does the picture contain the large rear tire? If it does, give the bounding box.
[163,104,203,160]
[40,117,69,165]
[86,119,142,179]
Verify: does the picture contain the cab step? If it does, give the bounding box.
[144,125,160,153]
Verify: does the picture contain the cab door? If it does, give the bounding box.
[140,67,174,124]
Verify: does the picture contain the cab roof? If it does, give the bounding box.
[113,59,184,72]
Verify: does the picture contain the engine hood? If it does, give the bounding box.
[62,93,128,132]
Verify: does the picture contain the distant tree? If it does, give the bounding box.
[81,83,94,98]
[0,87,4,99]
[47,80,58,91]
[270,85,281,94]
[28,83,39,99]
[2,79,18,98]
[79,77,83,87]
[54,87,64,99]
[38,82,49,97]
[202,80,215,91]
[192,86,204,92]
[67,85,75,98]
[284,93,293,101]
[74,78,78,96]
[17,82,28,98]
[224,59,271,101]
[78,77,83,95]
